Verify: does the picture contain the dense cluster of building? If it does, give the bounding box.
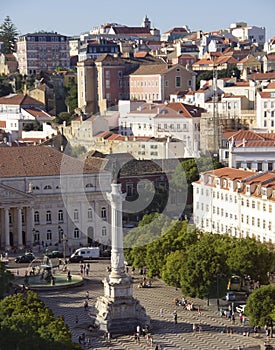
[0,16,275,250]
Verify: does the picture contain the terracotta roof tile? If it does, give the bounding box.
[0,94,43,106]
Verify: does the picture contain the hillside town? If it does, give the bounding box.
[0,16,275,249]
[0,13,275,350]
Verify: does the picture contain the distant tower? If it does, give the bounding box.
[142,15,151,29]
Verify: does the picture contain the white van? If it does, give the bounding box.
[69,247,100,262]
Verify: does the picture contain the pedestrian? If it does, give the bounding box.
[160,308,163,317]
[85,290,89,300]
[173,310,177,324]
[192,323,196,332]
[197,305,201,317]
[85,266,89,276]
[83,300,88,311]
[198,323,202,332]
[107,331,111,343]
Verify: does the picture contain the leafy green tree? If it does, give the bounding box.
[0,75,13,97]
[55,111,75,125]
[226,237,274,285]
[180,233,229,298]
[0,16,18,54]
[245,285,275,327]
[0,262,13,298]
[23,119,43,132]
[64,77,77,113]
[161,250,187,288]
[0,291,81,350]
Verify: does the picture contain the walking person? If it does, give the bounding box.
[173,310,177,324]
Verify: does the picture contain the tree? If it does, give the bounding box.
[225,237,274,285]
[0,262,13,298]
[179,233,229,299]
[64,77,78,113]
[0,291,81,350]
[245,285,275,327]
[0,16,18,54]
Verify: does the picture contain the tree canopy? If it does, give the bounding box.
[0,291,81,350]
[0,16,18,54]
[125,219,275,299]
[245,285,275,327]
[0,262,13,298]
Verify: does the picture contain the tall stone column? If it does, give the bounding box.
[95,182,149,334]
[17,208,23,248]
[4,208,10,250]
[107,184,126,280]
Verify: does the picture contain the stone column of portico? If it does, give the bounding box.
[17,208,23,248]
[4,208,10,250]
[27,207,34,247]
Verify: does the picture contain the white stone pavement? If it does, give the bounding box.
[12,260,272,350]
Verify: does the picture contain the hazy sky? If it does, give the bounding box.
[1,0,275,40]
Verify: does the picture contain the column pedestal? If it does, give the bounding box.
[95,275,149,334]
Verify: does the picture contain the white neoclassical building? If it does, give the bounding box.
[0,145,111,252]
[193,167,275,243]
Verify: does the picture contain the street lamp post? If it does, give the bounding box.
[58,226,66,258]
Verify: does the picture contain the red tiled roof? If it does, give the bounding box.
[131,64,168,75]
[111,27,152,36]
[134,52,148,58]
[24,108,53,119]
[0,94,42,106]
[0,121,6,128]
[0,146,103,177]
[163,27,188,34]
[228,130,265,142]
[266,82,275,89]
[250,72,275,80]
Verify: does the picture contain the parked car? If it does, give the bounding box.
[46,250,63,259]
[15,253,35,263]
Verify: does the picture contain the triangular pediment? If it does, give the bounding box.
[0,184,33,203]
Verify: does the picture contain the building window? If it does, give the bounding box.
[46,210,52,224]
[102,226,107,236]
[74,228,79,238]
[34,211,40,223]
[47,230,52,241]
[44,185,52,190]
[88,208,93,220]
[269,204,272,213]
[101,207,107,219]
[175,76,181,88]
[58,210,63,223]
[257,162,262,171]
[74,209,79,221]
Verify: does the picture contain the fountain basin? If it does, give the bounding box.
[15,273,83,291]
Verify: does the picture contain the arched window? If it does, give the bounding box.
[58,210,64,223]
[32,185,40,190]
[34,211,40,223]
[88,208,93,220]
[102,226,107,236]
[74,228,80,238]
[86,183,94,188]
[44,185,52,190]
[101,207,107,220]
[74,209,79,221]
